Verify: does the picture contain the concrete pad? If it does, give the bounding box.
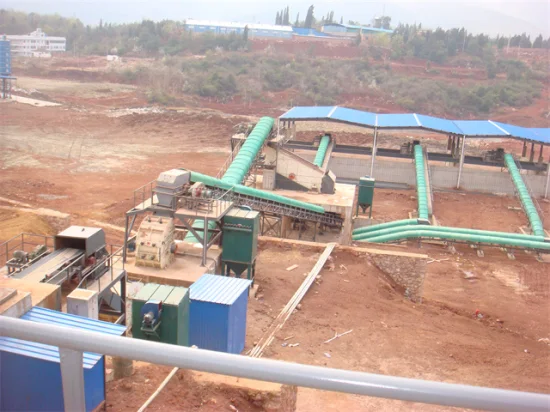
[0,288,17,305]
[0,277,61,310]
[0,290,31,317]
[191,371,297,411]
[124,248,221,287]
[11,95,61,107]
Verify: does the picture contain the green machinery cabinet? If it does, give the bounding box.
[131,283,189,346]
[357,176,375,217]
[221,208,259,281]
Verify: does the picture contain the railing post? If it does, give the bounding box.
[59,348,86,411]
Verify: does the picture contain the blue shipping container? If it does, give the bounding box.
[0,307,126,411]
[190,274,252,354]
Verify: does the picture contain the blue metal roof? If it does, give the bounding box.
[330,106,376,126]
[279,106,550,144]
[0,307,126,368]
[323,23,394,34]
[190,274,251,305]
[377,113,419,128]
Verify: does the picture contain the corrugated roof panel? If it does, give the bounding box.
[331,107,377,127]
[280,106,336,120]
[415,114,462,134]
[377,113,419,128]
[278,106,550,144]
[452,120,506,137]
[190,274,251,305]
[0,307,126,367]
[491,121,543,142]
[531,128,550,143]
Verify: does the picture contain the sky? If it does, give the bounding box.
[3,0,549,37]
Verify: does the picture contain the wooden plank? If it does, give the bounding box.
[286,264,299,272]
[249,243,336,358]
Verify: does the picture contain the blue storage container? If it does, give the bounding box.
[189,274,252,354]
[0,307,126,411]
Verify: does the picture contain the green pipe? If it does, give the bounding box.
[313,135,331,167]
[414,144,429,220]
[360,229,550,250]
[504,154,545,237]
[189,170,326,214]
[353,224,547,242]
[352,219,419,236]
[223,117,274,185]
[184,219,216,243]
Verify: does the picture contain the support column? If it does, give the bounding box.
[123,214,129,263]
[201,218,208,267]
[447,135,452,151]
[545,161,550,199]
[451,136,457,158]
[370,127,378,177]
[538,144,544,164]
[522,141,527,158]
[276,119,280,136]
[59,348,86,412]
[456,135,466,189]
[529,142,535,163]
[292,121,296,140]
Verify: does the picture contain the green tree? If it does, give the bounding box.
[304,5,315,29]
[533,34,543,48]
[294,13,300,27]
[243,25,249,42]
[340,16,343,24]
[284,6,290,25]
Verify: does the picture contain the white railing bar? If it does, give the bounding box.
[0,317,548,412]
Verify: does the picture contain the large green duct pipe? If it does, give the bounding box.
[313,135,331,168]
[352,219,419,236]
[504,153,545,237]
[360,229,550,250]
[189,170,326,214]
[223,117,274,185]
[414,144,429,220]
[184,219,216,243]
[353,224,547,242]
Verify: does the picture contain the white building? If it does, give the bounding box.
[7,29,66,57]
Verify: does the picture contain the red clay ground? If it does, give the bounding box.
[262,247,549,411]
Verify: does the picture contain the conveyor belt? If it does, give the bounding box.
[14,248,84,284]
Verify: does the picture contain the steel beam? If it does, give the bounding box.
[370,127,378,177]
[59,348,86,411]
[1,316,548,412]
[456,135,466,189]
[545,162,550,199]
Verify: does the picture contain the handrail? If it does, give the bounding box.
[216,138,245,179]
[0,233,54,268]
[0,316,548,412]
[76,245,125,293]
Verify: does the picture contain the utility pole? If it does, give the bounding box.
[462,29,467,52]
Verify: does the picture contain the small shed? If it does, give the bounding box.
[0,307,126,411]
[189,274,252,354]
